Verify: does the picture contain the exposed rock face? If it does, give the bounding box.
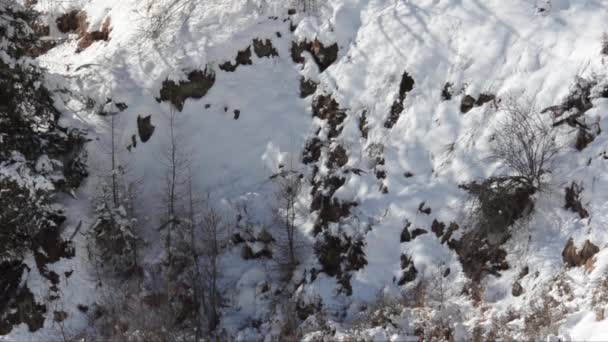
[312,94,347,139]
[77,16,111,52]
[291,39,338,72]
[512,281,523,297]
[398,254,417,285]
[384,71,415,128]
[137,115,155,142]
[253,38,278,58]
[460,93,495,113]
[300,77,318,98]
[220,46,253,72]
[158,68,216,111]
[562,239,599,268]
[315,231,367,295]
[564,182,589,219]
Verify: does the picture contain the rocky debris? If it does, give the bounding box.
[291,39,338,72]
[564,182,589,219]
[384,71,415,128]
[562,239,599,268]
[158,68,215,111]
[300,77,318,98]
[219,46,252,72]
[253,38,278,58]
[77,17,111,52]
[136,115,155,143]
[460,93,496,113]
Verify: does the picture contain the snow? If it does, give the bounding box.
[6,0,608,339]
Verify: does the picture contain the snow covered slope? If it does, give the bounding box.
[4,0,608,340]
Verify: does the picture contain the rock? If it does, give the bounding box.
[384,71,415,128]
[475,93,495,106]
[291,39,338,72]
[257,230,274,244]
[136,115,155,143]
[431,219,445,238]
[241,245,254,259]
[299,77,318,98]
[328,144,348,169]
[580,240,599,263]
[562,238,581,267]
[252,38,278,58]
[460,95,476,113]
[575,127,595,151]
[77,17,111,52]
[359,111,369,139]
[56,10,86,34]
[398,254,417,285]
[562,238,598,268]
[312,94,347,139]
[512,281,523,297]
[564,182,589,219]
[219,46,252,72]
[411,228,428,239]
[441,82,453,101]
[158,68,215,111]
[400,222,412,243]
[233,109,240,120]
[441,222,459,244]
[418,201,431,215]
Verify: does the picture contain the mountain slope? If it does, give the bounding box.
[3,0,608,340]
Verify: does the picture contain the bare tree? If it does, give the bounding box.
[271,164,303,280]
[488,98,559,191]
[200,204,223,333]
[159,106,188,268]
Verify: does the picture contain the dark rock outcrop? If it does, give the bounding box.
[158,68,215,111]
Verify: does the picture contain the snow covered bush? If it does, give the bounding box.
[90,201,140,276]
[0,176,64,263]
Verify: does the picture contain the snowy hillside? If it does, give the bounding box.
[3,0,608,340]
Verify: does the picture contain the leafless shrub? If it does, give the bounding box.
[591,277,608,321]
[488,97,559,191]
